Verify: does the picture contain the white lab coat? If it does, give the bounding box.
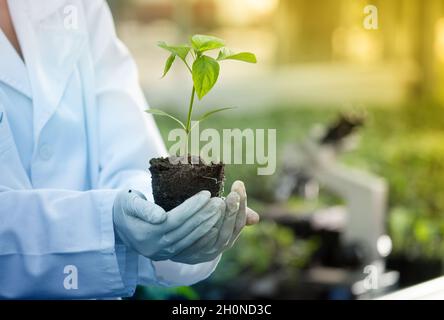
[0,0,219,299]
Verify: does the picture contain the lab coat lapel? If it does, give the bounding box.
[8,0,87,140]
[0,92,32,189]
[0,32,32,99]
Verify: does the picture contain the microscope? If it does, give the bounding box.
[271,112,399,299]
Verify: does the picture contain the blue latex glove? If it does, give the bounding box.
[113,190,224,262]
[170,181,260,264]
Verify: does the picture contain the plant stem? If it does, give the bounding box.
[183,60,193,74]
[184,86,196,156]
[186,86,195,134]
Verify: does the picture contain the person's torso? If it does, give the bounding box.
[0,0,94,191]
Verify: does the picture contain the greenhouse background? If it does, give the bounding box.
[107,0,444,299]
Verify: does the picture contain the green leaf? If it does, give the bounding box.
[217,48,257,63]
[145,108,186,130]
[197,107,236,122]
[162,53,176,78]
[157,41,191,61]
[191,35,225,53]
[190,107,236,132]
[192,55,220,99]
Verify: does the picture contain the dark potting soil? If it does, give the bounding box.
[149,156,225,211]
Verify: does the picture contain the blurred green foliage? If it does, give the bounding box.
[141,102,444,299]
[132,285,199,300]
[340,103,444,259]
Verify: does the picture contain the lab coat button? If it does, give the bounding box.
[39,145,53,160]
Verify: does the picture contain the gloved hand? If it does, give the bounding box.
[113,189,225,261]
[170,181,260,264]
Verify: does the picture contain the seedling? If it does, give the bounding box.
[147,35,256,211]
[146,34,256,137]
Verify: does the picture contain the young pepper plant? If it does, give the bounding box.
[146,34,257,137]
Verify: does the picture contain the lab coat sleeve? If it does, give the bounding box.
[0,187,138,299]
[86,0,221,287]
[139,256,222,288]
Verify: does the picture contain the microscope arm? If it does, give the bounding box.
[311,163,388,263]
